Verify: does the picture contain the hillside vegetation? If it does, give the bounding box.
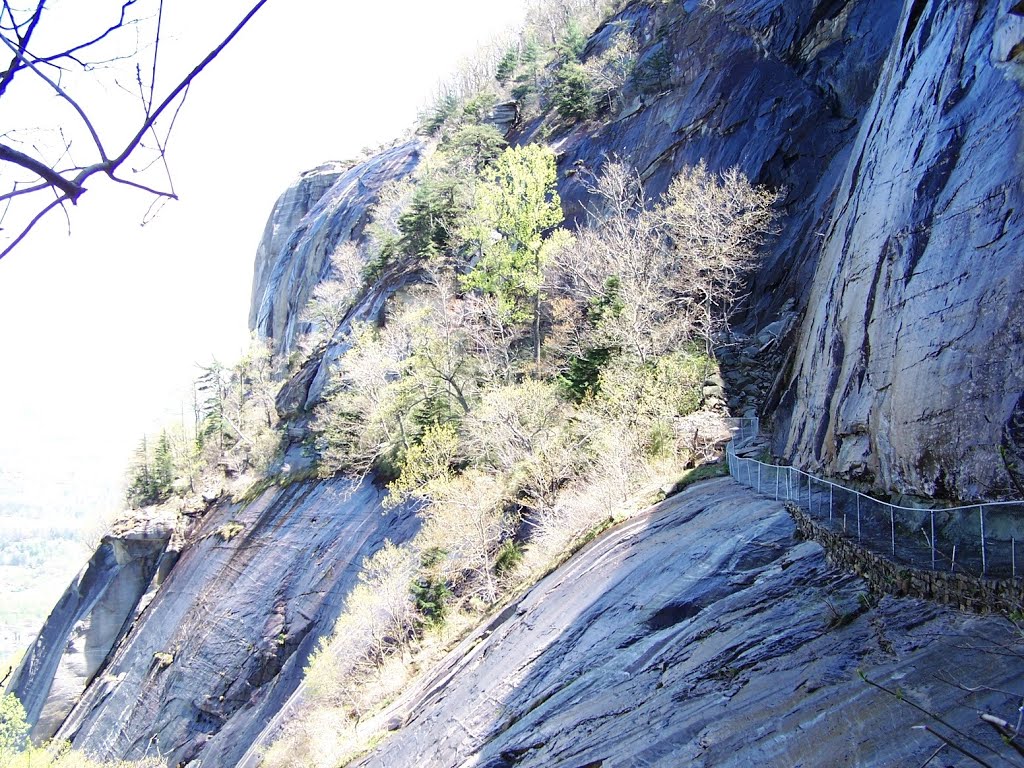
[252,1,780,764]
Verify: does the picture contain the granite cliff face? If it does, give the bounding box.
[9,0,1024,764]
[12,480,419,767]
[351,480,1019,767]
[9,513,175,742]
[249,141,424,356]
[771,0,1024,500]
[255,0,1024,500]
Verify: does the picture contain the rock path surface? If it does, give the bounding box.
[354,478,1022,767]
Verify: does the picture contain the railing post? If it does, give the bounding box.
[775,468,779,500]
[1013,538,1017,580]
[856,493,861,542]
[808,473,812,513]
[979,506,986,577]
[757,463,761,493]
[930,510,935,571]
[829,484,833,522]
[890,505,896,557]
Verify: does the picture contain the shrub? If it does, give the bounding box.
[494,540,523,576]
[552,61,594,121]
[216,521,245,541]
[0,694,27,761]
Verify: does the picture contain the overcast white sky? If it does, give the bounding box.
[0,1,527,520]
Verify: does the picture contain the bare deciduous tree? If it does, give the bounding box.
[299,243,364,352]
[658,160,782,354]
[0,0,269,259]
[547,159,691,365]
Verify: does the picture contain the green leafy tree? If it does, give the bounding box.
[461,144,564,372]
[0,693,27,760]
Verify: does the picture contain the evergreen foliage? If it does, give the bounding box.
[556,19,588,62]
[495,48,519,85]
[419,91,460,136]
[552,60,594,121]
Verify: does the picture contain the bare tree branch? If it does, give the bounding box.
[0,142,83,200]
[0,31,112,161]
[0,0,44,99]
[0,194,69,259]
[0,0,271,261]
[110,0,269,169]
[980,713,1024,759]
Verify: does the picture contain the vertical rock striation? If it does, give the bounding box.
[772,0,1024,500]
[535,0,901,326]
[8,516,174,742]
[249,141,424,356]
[16,479,419,767]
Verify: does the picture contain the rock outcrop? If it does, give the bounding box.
[520,0,1023,502]
[11,1,1024,765]
[532,0,901,328]
[352,479,1021,767]
[249,141,424,355]
[16,479,419,767]
[9,512,175,741]
[771,0,1024,501]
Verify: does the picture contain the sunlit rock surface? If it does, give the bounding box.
[353,479,1021,767]
[20,479,418,767]
[9,512,175,742]
[12,0,1024,765]
[536,0,900,324]
[771,0,1024,499]
[249,141,424,355]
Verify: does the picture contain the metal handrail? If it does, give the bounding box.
[723,418,1023,580]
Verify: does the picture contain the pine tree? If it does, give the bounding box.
[152,430,175,498]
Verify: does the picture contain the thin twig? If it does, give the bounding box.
[108,173,175,199]
[912,725,995,768]
[110,0,270,169]
[862,674,1004,763]
[0,32,110,161]
[148,0,163,116]
[0,180,51,203]
[0,194,69,259]
[919,742,946,767]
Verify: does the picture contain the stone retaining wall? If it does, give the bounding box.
[788,503,1024,615]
